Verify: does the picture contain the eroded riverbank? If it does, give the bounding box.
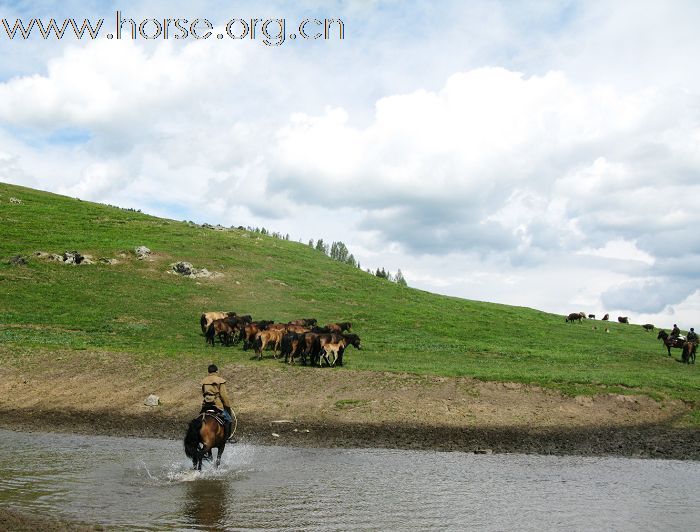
[0,349,698,459]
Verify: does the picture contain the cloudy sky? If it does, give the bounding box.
[1,0,699,328]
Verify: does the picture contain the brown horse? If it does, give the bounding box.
[200,311,236,333]
[657,330,686,357]
[184,412,227,470]
[682,342,697,364]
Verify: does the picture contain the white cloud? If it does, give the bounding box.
[1,1,700,329]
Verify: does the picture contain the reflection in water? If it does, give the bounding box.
[1,429,700,531]
[184,479,227,530]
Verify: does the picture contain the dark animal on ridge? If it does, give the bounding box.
[642,324,655,332]
[566,313,582,323]
[618,316,629,324]
[588,314,595,319]
[602,314,609,321]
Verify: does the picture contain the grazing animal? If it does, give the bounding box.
[285,324,311,334]
[682,342,697,364]
[327,322,352,333]
[200,311,236,333]
[588,314,595,319]
[205,319,238,346]
[318,338,346,366]
[281,332,303,364]
[184,411,227,470]
[618,316,629,324]
[288,318,317,327]
[642,323,655,332]
[566,312,582,323]
[255,329,284,359]
[335,333,361,366]
[602,314,609,321]
[240,321,274,350]
[296,332,320,365]
[657,330,686,357]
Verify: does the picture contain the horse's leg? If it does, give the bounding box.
[216,444,224,468]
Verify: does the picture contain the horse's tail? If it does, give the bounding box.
[184,416,202,459]
[200,314,208,334]
[205,323,216,346]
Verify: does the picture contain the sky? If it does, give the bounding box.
[1,0,699,329]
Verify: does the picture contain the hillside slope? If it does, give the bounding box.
[0,182,697,412]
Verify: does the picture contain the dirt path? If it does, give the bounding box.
[1,350,698,459]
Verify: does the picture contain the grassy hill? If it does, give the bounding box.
[0,182,697,416]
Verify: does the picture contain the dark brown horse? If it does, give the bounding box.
[565,313,582,323]
[657,330,686,357]
[184,412,227,470]
[682,342,697,364]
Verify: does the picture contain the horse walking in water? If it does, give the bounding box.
[184,412,227,470]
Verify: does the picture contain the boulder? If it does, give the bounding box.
[62,251,84,264]
[135,246,151,260]
[172,261,196,276]
[144,394,160,407]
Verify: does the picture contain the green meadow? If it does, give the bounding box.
[0,182,697,417]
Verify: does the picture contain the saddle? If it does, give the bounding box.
[200,409,226,426]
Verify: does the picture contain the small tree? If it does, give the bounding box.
[395,269,407,287]
[315,238,329,255]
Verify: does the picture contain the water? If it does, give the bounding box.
[0,429,698,531]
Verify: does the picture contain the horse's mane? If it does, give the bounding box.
[184,416,203,459]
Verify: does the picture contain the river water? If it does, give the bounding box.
[0,429,698,531]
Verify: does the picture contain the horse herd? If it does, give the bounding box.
[565,312,696,364]
[565,312,631,324]
[200,311,361,367]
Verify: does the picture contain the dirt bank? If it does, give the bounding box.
[1,350,698,459]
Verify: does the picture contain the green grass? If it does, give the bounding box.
[0,182,698,415]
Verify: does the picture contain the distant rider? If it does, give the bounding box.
[670,324,681,339]
[200,364,234,441]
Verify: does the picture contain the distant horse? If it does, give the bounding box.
[184,411,227,470]
[642,324,655,332]
[327,322,352,333]
[618,316,629,324]
[657,330,686,357]
[566,312,582,323]
[205,319,237,347]
[200,311,235,334]
[682,342,697,364]
[588,314,596,319]
[602,314,609,321]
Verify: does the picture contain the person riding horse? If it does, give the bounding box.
[688,327,698,343]
[201,364,234,441]
[671,324,681,339]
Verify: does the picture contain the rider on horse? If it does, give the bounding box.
[688,327,698,343]
[201,364,234,441]
[671,324,681,339]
